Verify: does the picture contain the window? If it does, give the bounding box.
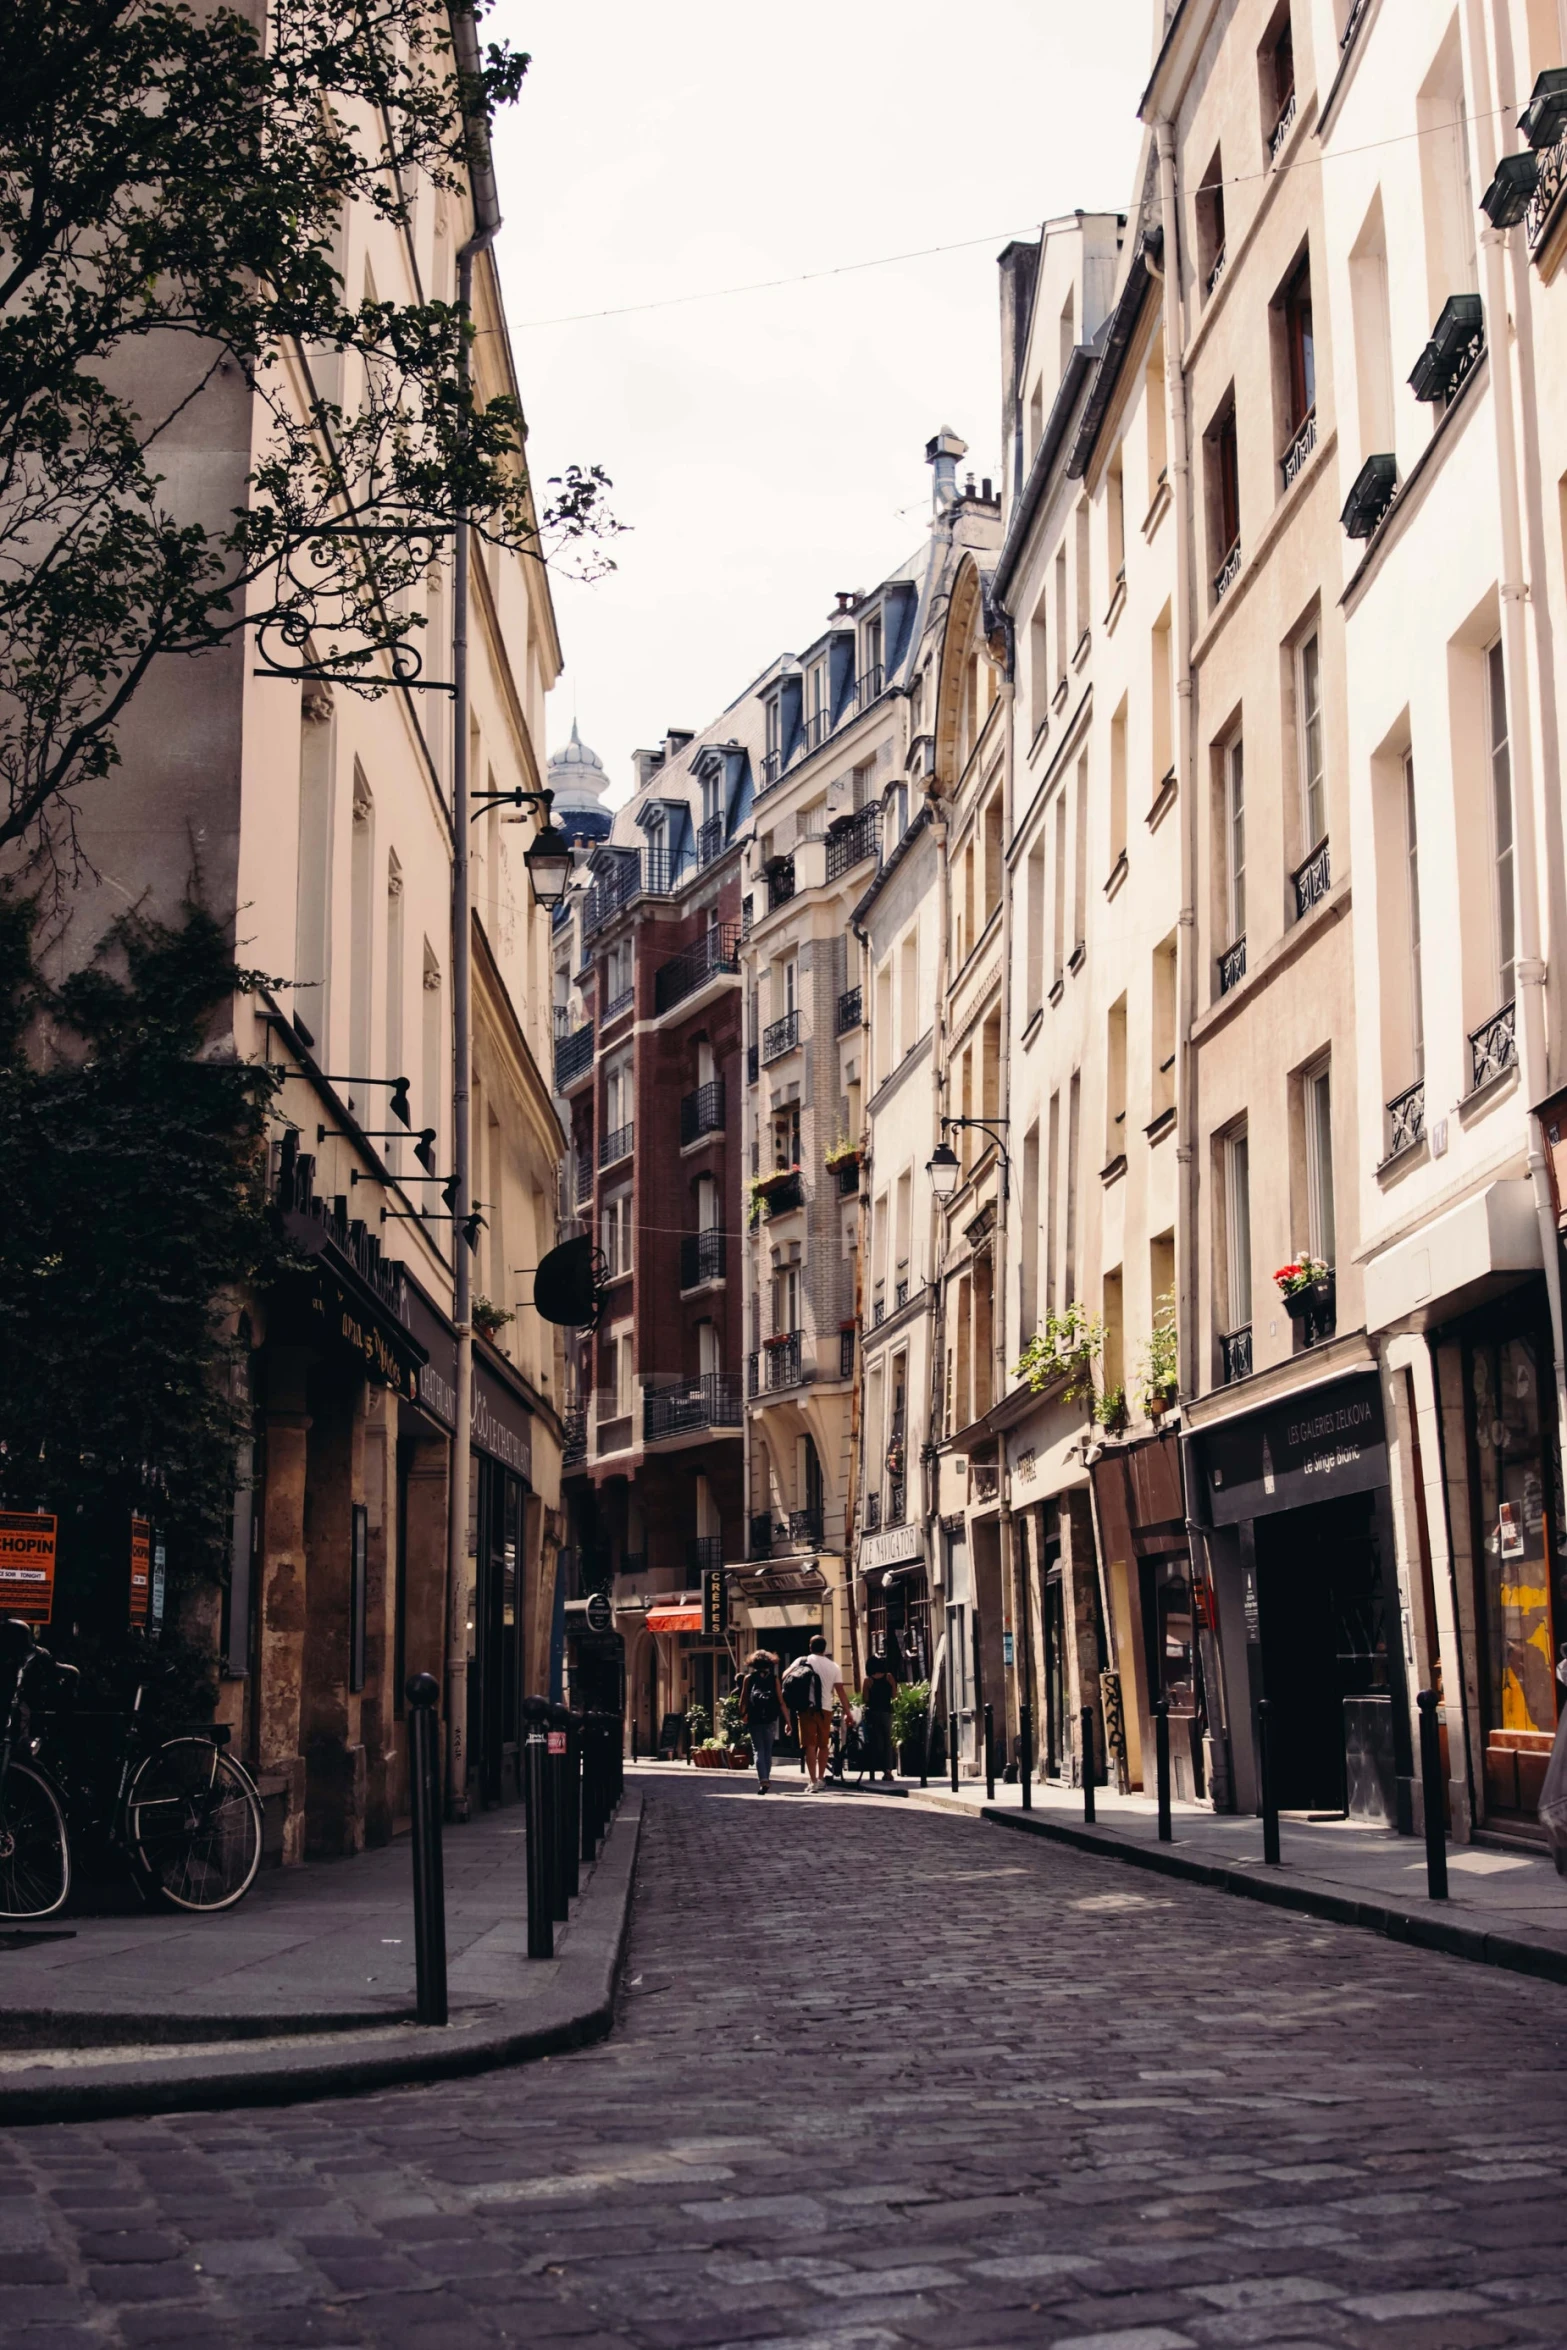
[1054,549,1069,688]
[1282,258,1315,436]
[1110,698,1128,867]
[861,613,882,692]
[294,685,336,1047]
[807,658,829,746]
[1021,1120,1040,1339]
[601,1189,632,1277]
[1064,1071,1081,1303]
[698,1319,721,1379]
[348,765,375,1098]
[1026,841,1046,1014]
[1225,737,1246,941]
[1405,751,1424,1079]
[1212,402,1240,569]
[1073,754,1088,955]
[899,929,919,1055]
[1152,609,1173,789]
[1488,642,1515,1005]
[1074,500,1091,645]
[1225,1128,1252,1331]
[1106,996,1128,1158]
[764,694,781,777]
[1108,452,1126,584]
[697,1173,718,1232]
[421,941,442,1169]
[1152,934,1177,1120]
[1305,1065,1335,1267]
[1197,145,1226,293]
[1053,792,1068,984]
[1045,1089,1061,1310]
[1268,13,1295,145]
[1029,593,1050,736]
[1059,286,1076,381]
[1349,194,1395,461]
[1297,632,1325,850]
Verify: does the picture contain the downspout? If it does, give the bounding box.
[926,789,953,1724]
[993,622,1021,1762]
[1464,0,1567,1475]
[445,4,502,1819]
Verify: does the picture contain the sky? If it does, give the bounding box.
[490,0,1154,804]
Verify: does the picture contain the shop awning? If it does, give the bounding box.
[646,1606,704,1633]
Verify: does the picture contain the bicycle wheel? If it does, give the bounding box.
[0,1760,71,1919]
[127,1738,262,1913]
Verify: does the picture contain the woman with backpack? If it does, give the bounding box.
[737,1650,789,1792]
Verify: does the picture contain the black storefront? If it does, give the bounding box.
[470,1354,534,1807]
[1192,1370,1412,1829]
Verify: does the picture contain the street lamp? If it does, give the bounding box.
[471,784,574,909]
[927,1139,962,1199]
[926,1116,1010,1201]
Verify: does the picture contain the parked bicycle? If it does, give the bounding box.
[0,1617,263,1919]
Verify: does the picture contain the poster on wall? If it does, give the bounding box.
[0,1512,57,1626]
[130,1517,151,1627]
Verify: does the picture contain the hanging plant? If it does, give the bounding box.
[1015,1302,1104,1408]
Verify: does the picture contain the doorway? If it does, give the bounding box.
[1253,1490,1398,1814]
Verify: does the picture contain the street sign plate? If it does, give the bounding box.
[585,1590,613,1633]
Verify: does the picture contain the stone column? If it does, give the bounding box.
[360,1386,398,1849]
[301,1365,367,1856]
[1060,1486,1101,1788]
[256,1344,311,1865]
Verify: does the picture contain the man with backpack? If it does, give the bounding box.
[738,1649,788,1792]
[782,1633,852,1791]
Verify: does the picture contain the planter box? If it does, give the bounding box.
[1282,1275,1335,1346]
[725,1749,752,1770]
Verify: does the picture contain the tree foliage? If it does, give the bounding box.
[0,0,616,865]
[0,888,278,1592]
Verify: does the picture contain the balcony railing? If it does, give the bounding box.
[761,1330,803,1392]
[582,848,679,938]
[604,985,634,1022]
[741,893,754,938]
[762,1007,801,1062]
[804,709,829,751]
[680,1228,726,1289]
[643,1372,743,1445]
[1268,84,1297,166]
[1218,936,1246,996]
[749,1511,777,1558]
[1470,1000,1518,1092]
[1409,294,1485,408]
[766,856,796,912]
[859,661,884,704]
[746,1042,759,1085]
[837,1160,860,1197]
[575,1151,593,1205]
[1220,1326,1252,1385]
[752,1168,804,1221]
[687,1534,724,1578]
[894,1278,909,1310]
[599,1120,634,1169]
[1205,244,1226,299]
[1529,124,1567,249]
[697,813,725,868]
[655,922,742,1016]
[836,986,863,1033]
[839,1326,855,1378]
[863,1493,881,1532]
[562,1404,588,1468]
[760,748,783,792]
[680,1079,725,1146]
[1213,538,1242,602]
[787,1507,823,1550]
[886,1480,906,1526]
[1293,837,1330,920]
[1387,1078,1426,1158]
[826,805,880,881]
[554,1022,594,1088]
[1280,406,1317,491]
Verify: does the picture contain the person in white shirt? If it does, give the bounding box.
[799,1633,852,1789]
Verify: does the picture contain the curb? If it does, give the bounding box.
[982,1802,1567,1987]
[0,1794,642,2126]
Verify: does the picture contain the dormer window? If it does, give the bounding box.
[806,659,830,751]
[763,694,782,786]
[861,613,883,702]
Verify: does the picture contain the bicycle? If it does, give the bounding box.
[0,1617,264,1919]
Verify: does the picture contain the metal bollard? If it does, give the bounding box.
[1019,1702,1033,1811]
[631,1719,639,1764]
[919,1715,929,1788]
[580,1711,597,1864]
[1417,1689,1448,1900]
[1155,1696,1172,1842]
[405,1673,448,2026]
[1258,1696,1280,1866]
[984,1702,995,1801]
[521,1698,553,1960]
[548,1706,571,1922]
[1082,1706,1096,1825]
[949,1709,960,1792]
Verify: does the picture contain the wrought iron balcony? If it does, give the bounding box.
[1268,84,1297,165]
[1219,1326,1252,1384]
[886,1479,906,1526]
[687,1534,724,1578]
[971,1462,999,1504]
[680,1078,725,1146]
[741,893,754,938]
[766,856,796,913]
[837,1160,860,1197]
[859,662,884,704]
[839,1326,855,1378]
[1205,244,1226,299]
[1339,0,1370,51]
[643,1372,743,1445]
[836,986,863,1033]
[863,1493,881,1532]
[1409,294,1484,407]
[1523,72,1567,245]
[749,1511,777,1558]
[1342,453,1397,540]
[697,813,725,868]
[1387,1078,1426,1158]
[604,985,634,1022]
[826,805,880,881]
[804,709,829,751]
[599,1120,634,1169]
[1293,838,1330,920]
[894,1278,909,1310]
[554,1022,594,1088]
[762,1007,801,1062]
[655,922,741,1015]
[787,1506,823,1550]
[562,1404,588,1468]
[679,1228,726,1289]
[1218,935,1246,996]
[761,748,786,793]
[582,848,679,938]
[1280,406,1317,491]
[746,1041,759,1085]
[575,1152,593,1205]
[761,1330,803,1392]
[1213,537,1242,602]
[752,1167,804,1221]
[1470,1000,1517,1092]
[873,1297,886,1327]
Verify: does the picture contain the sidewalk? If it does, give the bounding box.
[0,1793,641,2123]
[877,1766,1567,1980]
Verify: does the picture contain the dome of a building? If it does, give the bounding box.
[547,720,613,844]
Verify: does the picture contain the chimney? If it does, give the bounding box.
[665,729,694,760]
[981,477,993,503]
[835,591,854,615]
[925,427,968,515]
[632,747,666,790]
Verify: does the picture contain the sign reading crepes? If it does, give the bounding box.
[0,1512,57,1626]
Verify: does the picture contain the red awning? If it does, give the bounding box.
[646,1606,704,1633]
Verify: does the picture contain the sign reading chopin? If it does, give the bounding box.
[0,1511,57,1626]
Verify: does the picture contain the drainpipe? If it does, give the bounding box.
[993,626,1020,1759]
[444,4,502,1820]
[926,791,953,1692]
[1463,0,1567,1461]
[1151,126,1200,1409]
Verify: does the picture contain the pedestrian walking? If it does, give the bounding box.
[738,1650,789,1792]
[863,1635,900,1783]
[782,1633,853,1791]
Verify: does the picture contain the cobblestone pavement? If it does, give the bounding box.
[3,1768,1566,2350]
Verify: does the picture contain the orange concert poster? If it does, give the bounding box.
[0,1511,58,1627]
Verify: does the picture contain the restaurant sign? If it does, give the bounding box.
[1199,1372,1387,1526]
[859,1522,924,1572]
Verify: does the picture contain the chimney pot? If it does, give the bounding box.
[982,477,993,502]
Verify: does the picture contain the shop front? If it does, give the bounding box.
[1089,1429,1199,1800]
[468,1356,535,1808]
[859,1522,931,1684]
[1190,1370,1409,1827]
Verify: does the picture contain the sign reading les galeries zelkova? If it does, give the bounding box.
[1201,1372,1388,1526]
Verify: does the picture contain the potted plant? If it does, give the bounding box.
[473,1295,513,1342]
[748,1165,802,1227]
[823,1133,860,1174]
[891,1678,931,1775]
[1274,1254,1334,1342]
[1138,1290,1179,1420]
[717,1688,752,1766]
[683,1702,710,1763]
[1015,1303,1104,1412]
[1094,1384,1129,1435]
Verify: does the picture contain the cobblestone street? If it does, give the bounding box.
[3,1771,1566,2350]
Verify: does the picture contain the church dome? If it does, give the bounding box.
[548,721,612,843]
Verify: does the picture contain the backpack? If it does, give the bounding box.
[782,1656,822,1715]
[746,1662,780,1724]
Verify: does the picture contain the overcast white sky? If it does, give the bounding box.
[490,1,1153,802]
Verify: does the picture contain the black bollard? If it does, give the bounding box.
[984,1702,995,1801]
[405,1673,448,2026]
[919,1715,929,1788]
[1155,1696,1172,1842]
[550,1707,573,1921]
[521,1699,553,1960]
[1020,1702,1034,1811]
[949,1710,960,1792]
[632,1719,639,1765]
[1258,1696,1280,1866]
[581,1712,599,1864]
[1081,1706,1096,1825]
[1417,1689,1449,1900]
[563,1713,581,1900]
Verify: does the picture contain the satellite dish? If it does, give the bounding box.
[533,1234,602,1328]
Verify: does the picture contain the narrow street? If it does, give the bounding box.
[3,1774,1565,2350]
